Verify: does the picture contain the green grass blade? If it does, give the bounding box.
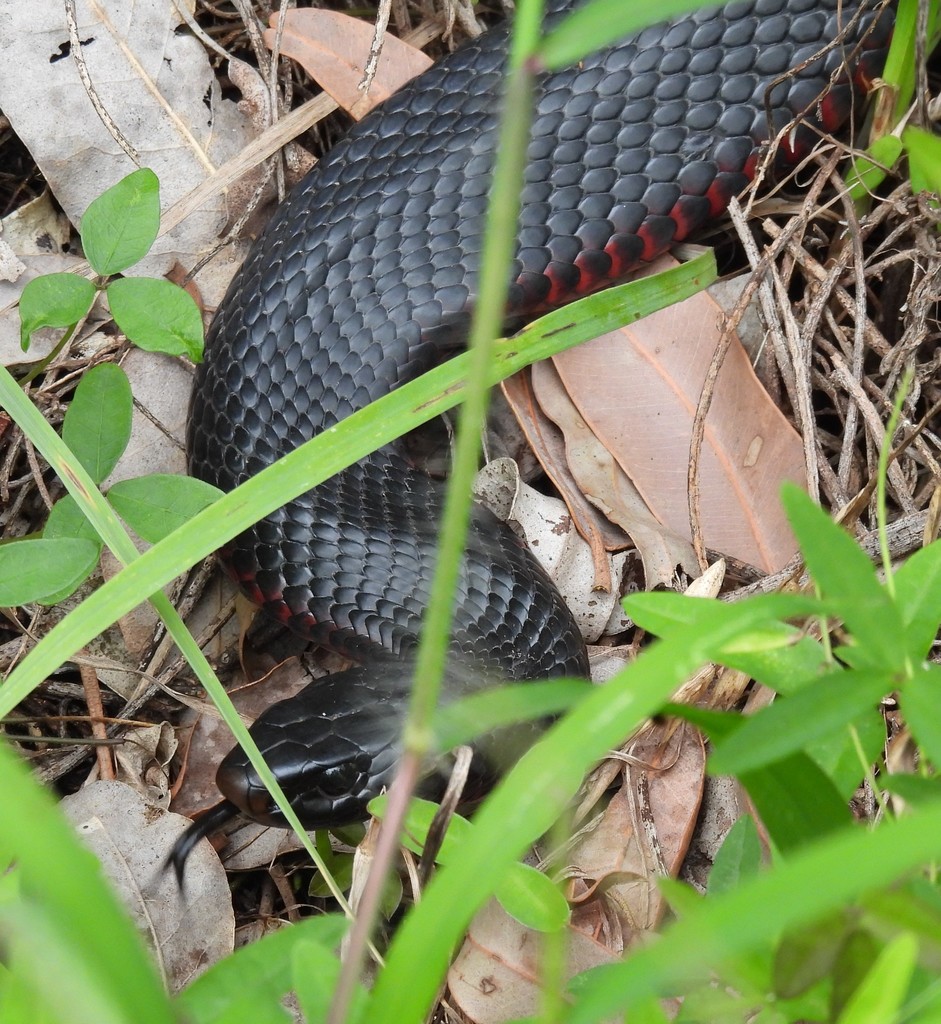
[538,0,710,70]
[0,741,173,1024]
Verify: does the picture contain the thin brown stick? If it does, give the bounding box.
[78,661,114,781]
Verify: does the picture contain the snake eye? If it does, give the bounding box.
[317,761,363,797]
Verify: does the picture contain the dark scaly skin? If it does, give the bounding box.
[176,0,893,866]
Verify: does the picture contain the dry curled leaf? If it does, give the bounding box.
[527,360,701,588]
[549,255,805,573]
[265,10,433,120]
[568,721,705,938]
[448,897,617,1024]
[475,458,629,642]
[62,781,234,992]
[506,255,806,579]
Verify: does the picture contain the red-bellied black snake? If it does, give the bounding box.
[172,0,893,874]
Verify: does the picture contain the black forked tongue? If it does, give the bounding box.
[166,799,240,887]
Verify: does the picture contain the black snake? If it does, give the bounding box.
[172,0,893,871]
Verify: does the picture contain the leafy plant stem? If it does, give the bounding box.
[20,319,82,388]
[567,802,941,1023]
[327,5,543,1021]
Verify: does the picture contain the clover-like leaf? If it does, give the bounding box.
[107,278,204,360]
[19,273,95,352]
[80,168,160,275]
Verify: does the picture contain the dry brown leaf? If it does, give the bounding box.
[62,781,234,992]
[447,898,618,1024]
[503,371,632,590]
[528,360,700,588]
[112,721,177,809]
[567,721,705,938]
[474,458,630,642]
[550,255,805,572]
[265,10,433,120]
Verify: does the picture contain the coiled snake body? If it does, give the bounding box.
[176,0,892,865]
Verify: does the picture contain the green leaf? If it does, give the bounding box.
[904,126,941,197]
[626,590,803,636]
[40,496,103,602]
[372,798,561,937]
[834,932,918,1024]
[781,485,904,670]
[80,168,160,276]
[61,363,132,485]
[846,135,904,203]
[106,278,204,360]
[708,670,892,777]
[495,862,570,932]
[663,702,741,743]
[806,708,886,801]
[671,703,853,848]
[864,879,941,948]
[18,273,95,352]
[657,877,705,918]
[433,678,591,751]
[175,915,347,1023]
[107,475,222,543]
[722,635,830,697]
[708,815,762,897]
[628,589,832,694]
[881,775,941,807]
[830,928,883,1020]
[773,912,852,999]
[38,491,103,602]
[44,495,102,546]
[900,666,941,768]
[0,538,99,606]
[373,796,567,931]
[741,753,852,854]
[893,540,941,660]
[305,827,357,903]
[292,939,369,1024]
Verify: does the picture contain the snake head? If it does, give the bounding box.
[215,665,408,829]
